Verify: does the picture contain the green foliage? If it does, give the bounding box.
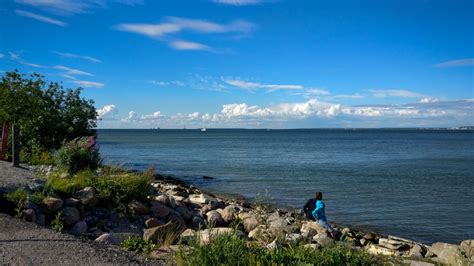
[6,188,29,204]
[0,71,97,161]
[57,136,100,174]
[30,191,48,205]
[46,170,94,196]
[121,236,157,254]
[51,211,64,233]
[176,231,385,266]
[30,145,56,165]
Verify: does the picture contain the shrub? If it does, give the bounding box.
[57,136,100,174]
[30,145,56,165]
[45,170,95,196]
[6,188,29,204]
[121,236,157,254]
[175,230,386,266]
[51,211,64,232]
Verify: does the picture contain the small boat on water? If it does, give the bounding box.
[201,128,207,132]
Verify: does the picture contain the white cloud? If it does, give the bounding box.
[434,58,474,68]
[97,104,117,118]
[53,51,101,63]
[15,10,67,26]
[15,0,95,15]
[214,0,262,5]
[304,88,330,96]
[8,51,44,68]
[370,89,426,98]
[224,78,303,91]
[73,80,104,88]
[151,80,185,87]
[54,65,93,76]
[419,97,439,103]
[170,41,210,51]
[141,111,162,120]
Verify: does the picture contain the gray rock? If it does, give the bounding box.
[266,239,282,250]
[62,207,81,226]
[143,221,179,244]
[74,187,98,207]
[190,215,206,230]
[127,200,149,215]
[365,243,399,256]
[409,244,425,258]
[460,239,474,261]
[206,210,224,226]
[429,242,469,265]
[150,202,170,219]
[70,221,88,235]
[238,212,259,233]
[189,194,217,205]
[312,233,335,247]
[176,206,192,222]
[220,205,239,223]
[43,197,63,212]
[95,233,120,245]
[180,228,196,243]
[64,198,81,207]
[144,217,162,228]
[300,221,325,238]
[197,228,246,245]
[378,238,408,250]
[22,209,36,222]
[151,194,170,207]
[35,214,46,226]
[285,233,304,244]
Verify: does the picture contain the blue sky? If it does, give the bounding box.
[1,0,473,128]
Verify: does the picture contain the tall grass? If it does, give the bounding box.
[175,230,387,266]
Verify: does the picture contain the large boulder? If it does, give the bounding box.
[429,242,469,265]
[197,228,246,245]
[150,194,171,207]
[168,211,187,233]
[145,218,162,228]
[62,207,81,226]
[206,210,224,226]
[143,221,179,244]
[127,200,149,215]
[378,238,409,250]
[267,212,295,236]
[312,233,335,247]
[189,194,217,205]
[219,205,240,223]
[176,206,192,222]
[74,187,98,207]
[238,212,259,233]
[42,197,63,212]
[460,239,474,261]
[301,221,327,237]
[70,221,88,235]
[150,202,170,219]
[365,243,399,256]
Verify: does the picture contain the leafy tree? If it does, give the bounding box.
[0,70,97,161]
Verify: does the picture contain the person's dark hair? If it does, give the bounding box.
[315,192,323,200]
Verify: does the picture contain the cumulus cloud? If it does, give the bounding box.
[434,58,474,68]
[97,104,117,119]
[73,80,104,88]
[141,111,162,120]
[53,51,101,63]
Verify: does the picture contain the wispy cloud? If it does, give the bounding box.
[151,80,185,87]
[112,0,144,6]
[115,17,255,51]
[223,78,303,91]
[8,52,45,68]
[54,65,93,76]
[73,80,104,88]
[53,51,101,63]
[15,10,67,27]
[213,0,262,5]
[15,0,102,16]
[434,58,474,68]
[370,89,426,98]
[169,40,210,51]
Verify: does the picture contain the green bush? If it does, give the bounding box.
[6,188,29,204]
[121,236,157,254]
[46,170,94,196]
[57,136,100,174]
[30,146,56,166]
[175,230,386,266]
[51,211,64,233]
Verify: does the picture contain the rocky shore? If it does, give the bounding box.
[1,163,473,265]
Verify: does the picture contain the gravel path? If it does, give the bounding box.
[0,161,160,265]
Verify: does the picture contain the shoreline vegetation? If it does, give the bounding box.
[1,71,472,265]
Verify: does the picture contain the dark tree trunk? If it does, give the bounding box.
[0,122,9,161]
[12,124,20,167]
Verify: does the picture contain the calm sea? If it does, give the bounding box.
[97,129,474,244]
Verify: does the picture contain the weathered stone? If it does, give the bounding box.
[149,245,181,260]
[176,206,192,222]
[190,215,206,230]
[341,227,351,236]
[95,233,120,245]
[74,187,98,207]
[378,238,408,250]
[62,207,81,226]
[70,221,88,235]
[197,228,246,245]
[363,232,377,241]
[301,221,326,238]
[266,239,282,250]
[168,211,187,233]
[128,200,149,215]
[248,226,265,239]
[312,233,335,247]
[219,205,239,223]
[151,194,171,206]
[206,210,224,226]
[150,202,170,219]
[43,196,63,212]
[238,212,259,233]
[189,194,217,205]
[285,233,304,244]
[460,239,474,261]
[143,221,179,244]
[366,244,399,256]
[19,209,35,222]
[304,243,320,250]
[409,244,425,258]
[145,218,162,228]
[429,242,469,265]
[64,198,81,207]
[180,228,196,243]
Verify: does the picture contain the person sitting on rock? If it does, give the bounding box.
[312,192,336,239]
[303,194,317,221]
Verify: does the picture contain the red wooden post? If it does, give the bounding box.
[0,121,9,161]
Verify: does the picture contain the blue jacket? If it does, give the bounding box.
[312,200,327,221]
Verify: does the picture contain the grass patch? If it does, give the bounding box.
[51,211,64,232]
[121,236,157,254]
[45,170,94,196]
[175,230,387,266]
[6,188,29,203]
